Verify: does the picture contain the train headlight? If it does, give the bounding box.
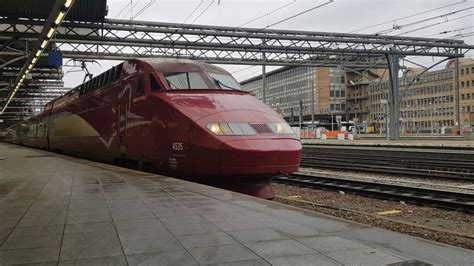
[267,122,294,135]
[206,123,256,136]
[207,123,223,135]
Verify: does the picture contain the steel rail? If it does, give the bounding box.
[301,147,474,181]
[275,173,474,212]
[300,160,474,182]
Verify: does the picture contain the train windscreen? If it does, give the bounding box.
[209,73,241,90]
[164,72,209,90]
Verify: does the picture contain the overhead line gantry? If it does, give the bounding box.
[0,4,473,138]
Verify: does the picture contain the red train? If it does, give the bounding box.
[1,59,301,199]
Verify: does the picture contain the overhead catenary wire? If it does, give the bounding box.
[423,26,474,37]
[234,0,333,78]
[238,0,296,27]
[263,0,334,29]
[190,0,215,24]
[183,0,204,24]
[351,0,468,33]
[131,0,156,20]
[114,0,134,19]
[376,7,474,34]
[396,13,474,36]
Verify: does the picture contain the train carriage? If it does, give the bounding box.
[2,58,302,199]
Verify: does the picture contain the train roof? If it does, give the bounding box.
[139,58,228,74]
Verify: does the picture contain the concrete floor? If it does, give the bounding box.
[0,142,473,265]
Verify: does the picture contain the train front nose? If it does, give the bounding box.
[219,138,302,176]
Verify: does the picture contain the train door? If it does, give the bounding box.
[117,74,144,158]
[117,81,132,156]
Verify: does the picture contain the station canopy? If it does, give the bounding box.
[0,0,107,22]
[0,0,107,126]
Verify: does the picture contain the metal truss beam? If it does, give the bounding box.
[1,18,472,67]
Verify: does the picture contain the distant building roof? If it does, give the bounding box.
[240,66,293,85]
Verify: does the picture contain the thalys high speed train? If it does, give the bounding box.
[2,59,301,199]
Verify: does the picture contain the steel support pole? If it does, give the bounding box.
[331,112,334,131]
[262,53,266,104]
[386,53,401,140]
[311,72,315,128]
[299,100,303,129]
[454,54,461,135]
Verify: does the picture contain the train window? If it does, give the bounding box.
[164,72,209,90]
[115,64,123,79]
[149,74,162,91]
[98,74,104,88]
[137,78,144,93]
[209,73,241,90]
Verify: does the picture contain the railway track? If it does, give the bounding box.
[275,173,474,212]
[302,146,474,182]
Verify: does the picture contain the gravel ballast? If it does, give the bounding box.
[274,183,474,250]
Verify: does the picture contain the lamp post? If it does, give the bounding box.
[429,102,433,135]
[406,104,410,134]
[412,103,416,134]
[331,111,334,131]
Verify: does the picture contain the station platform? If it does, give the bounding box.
[0,143,473,265]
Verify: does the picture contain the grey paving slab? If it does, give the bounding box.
[126,249,198,266]
[271,224,323,238]
[117,227,174,241]
[0,228,11,238]
[214,259,271,266]
[59,255,128,266]
[326,249,408,266]
[0,246,60,265]
[267,254,342,266]
[64,221,115,234]
[121,237,183,255]
[177,231,237,248]
[297,235,372,253]
[9,225,64,237]
[1,143,474,266]
[17,216,66,227]
[62,230,119,246]
[202,212,245,222]
[213,220,267,232]
[60,242,123,261]
[227,228,289,243]
[244,239,317,259]
[337,227,474,265]
[160,214,208,225]
[0,235,62,250]
[167,222,221,236]
[0,219,19,229]
[23,209,67,219]
[189,244,260,264]
[114,218,163,230]
[66,213,112,224]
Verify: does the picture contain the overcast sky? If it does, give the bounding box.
[63,0,474,87]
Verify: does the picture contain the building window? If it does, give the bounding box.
[461,69,464,75]
[467,68,470,75]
